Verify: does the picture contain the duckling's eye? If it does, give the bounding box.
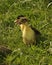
[21,19,28,23]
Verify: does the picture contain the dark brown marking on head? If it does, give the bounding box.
[15,15,29,24]
[17,15,25,19]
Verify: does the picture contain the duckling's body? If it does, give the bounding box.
[20,23,36,44]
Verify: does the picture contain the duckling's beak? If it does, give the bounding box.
[14,20,17,23]
[14,19,21,25]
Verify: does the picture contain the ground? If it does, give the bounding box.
[0,0,52,65]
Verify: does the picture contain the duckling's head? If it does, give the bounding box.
[14,15,28,25]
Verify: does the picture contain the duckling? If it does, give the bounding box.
[14,15,40,45]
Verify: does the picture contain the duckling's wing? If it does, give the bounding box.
[30,25,41,35]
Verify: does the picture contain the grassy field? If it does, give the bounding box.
[0,0,52,65]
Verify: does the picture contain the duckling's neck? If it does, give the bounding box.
[20,23,28,31]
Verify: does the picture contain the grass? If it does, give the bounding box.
[0,0,52,65]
